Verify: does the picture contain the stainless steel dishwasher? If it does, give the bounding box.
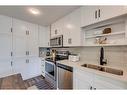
[57,63,73,89]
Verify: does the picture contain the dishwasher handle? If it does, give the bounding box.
[57,63,73,72]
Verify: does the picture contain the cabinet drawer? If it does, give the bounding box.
[74,69,93,81]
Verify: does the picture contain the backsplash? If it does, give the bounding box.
[55,46,127,71]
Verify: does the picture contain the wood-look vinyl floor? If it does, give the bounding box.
[0,74,54,89]
[0,74,26,89]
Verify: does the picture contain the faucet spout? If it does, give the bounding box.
[100,47,107,65]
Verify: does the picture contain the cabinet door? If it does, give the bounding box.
[73,68,94,89]
[94,74,127,89]
[21,57,41,80]
[13,19,27,58]
[55,18,63,36]
[99,6,126,22]
[51,23,56,38]
[0,15,13,78]
[81,6,98,27]
[39,26,50,47]
[27,23,38,57]
[13,57,27,76]
[68,8,82,46]
[62,14,71,46]
[63,8,82,46]
[51,18,63,38]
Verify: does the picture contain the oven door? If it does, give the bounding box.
[45,61,56,80]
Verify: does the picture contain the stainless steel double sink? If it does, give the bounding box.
[81,64,123,76]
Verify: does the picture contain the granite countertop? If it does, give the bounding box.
[56,60,127,83]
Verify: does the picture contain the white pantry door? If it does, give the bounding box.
[0,15,13,78]
[12,19,27,74]
[27,23,38,57]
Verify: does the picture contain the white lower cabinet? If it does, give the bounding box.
[38,26,50,47]
[93,75,127,89]
[0,59,13,78]
[73,68,94,89]
[73,68,127,89]
[13,57,41,80]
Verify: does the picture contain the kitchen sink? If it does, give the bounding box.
[81,64,123,76]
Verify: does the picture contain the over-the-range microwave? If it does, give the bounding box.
[50,35,63,47]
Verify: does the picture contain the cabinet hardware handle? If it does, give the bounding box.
[94,88,96,90]
[26,31,27,35]
[11,28,13,32]
[28,51,29,55]
[55,29,57,34]
[26,51,27,55]
[90,86,92,90]
[28,31,29,35]
[11,61,13,66]
[98,9,100,18]
[95,10,97,19]
[68,38,72,44]
[11,52,13,56]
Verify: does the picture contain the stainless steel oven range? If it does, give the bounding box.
[45,59,57,88]
[45,60,56,80]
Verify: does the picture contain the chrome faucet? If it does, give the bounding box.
[100,47,107,65]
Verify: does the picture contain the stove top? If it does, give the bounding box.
[45,57,68,63]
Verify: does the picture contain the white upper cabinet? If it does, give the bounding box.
[63,8,82,46]
[81,6,99,27]
[13,18,27,58]
[81,6,127,27]
[39,25,50,47]
[27,22,39,57]
[99,6,126,22]
[51,7,82,47]
[13,19,39,57]
[51,18,64,38]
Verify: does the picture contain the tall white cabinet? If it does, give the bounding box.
[0,15,42,80]
[13,19,41,80]
[0,15,13,77]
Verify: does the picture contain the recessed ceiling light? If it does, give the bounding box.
[29,8,40,15]
[66,24,73,29]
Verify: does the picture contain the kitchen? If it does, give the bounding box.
[0,6,127,90]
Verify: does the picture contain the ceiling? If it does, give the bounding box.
[0,6,79,26]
